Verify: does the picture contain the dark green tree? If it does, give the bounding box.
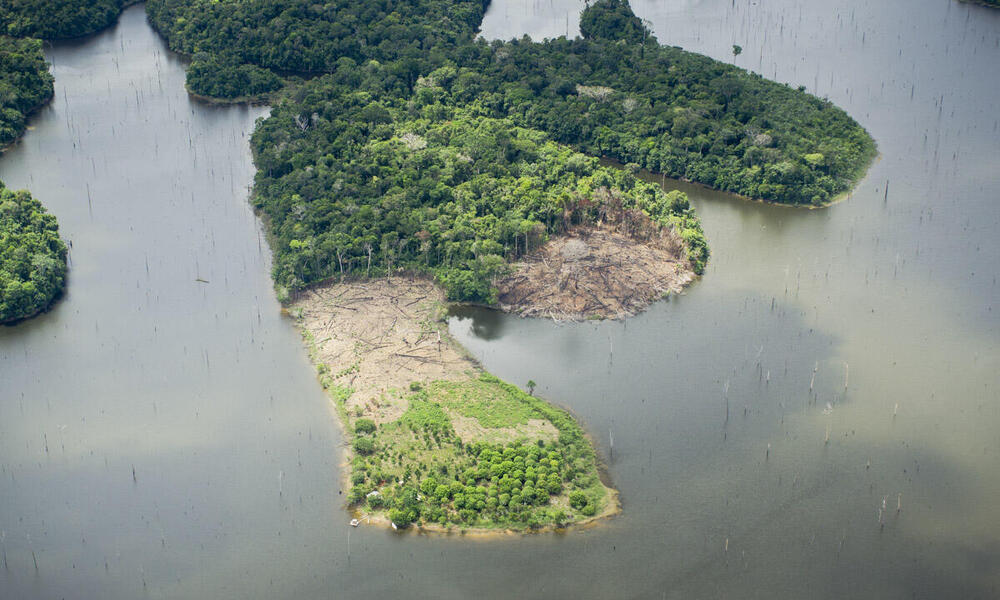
[0,182,68,323]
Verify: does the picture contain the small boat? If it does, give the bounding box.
[350,518,360,527]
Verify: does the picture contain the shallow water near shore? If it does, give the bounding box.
[1,1,998,599]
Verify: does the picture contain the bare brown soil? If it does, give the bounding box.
[496,226,695,320]
[290,277,479,424]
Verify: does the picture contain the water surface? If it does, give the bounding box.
[467,0,1000,598]
[1,1,998,599]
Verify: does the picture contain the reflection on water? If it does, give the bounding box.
[447,305,508,340]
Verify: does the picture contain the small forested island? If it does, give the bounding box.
[137,0,877,531]
[0,0,131,40]
[0,182,68,324]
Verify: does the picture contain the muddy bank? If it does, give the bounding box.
[496,226,695,320]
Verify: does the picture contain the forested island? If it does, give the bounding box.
[0,182,68,323]
[135,0,877,531]
[0,0,878,531]
[147,0,875,207]
[0,0,131,40]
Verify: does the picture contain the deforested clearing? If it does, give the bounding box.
[497,225,695,320]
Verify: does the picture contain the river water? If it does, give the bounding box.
[1,1,998,599]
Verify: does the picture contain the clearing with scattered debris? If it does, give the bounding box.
[497,225,695,320]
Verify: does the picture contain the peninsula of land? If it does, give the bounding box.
[292,277,619,531]
[137,0,876,531]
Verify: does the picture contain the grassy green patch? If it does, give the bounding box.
[429,376,543,429]
[400,394,454,436]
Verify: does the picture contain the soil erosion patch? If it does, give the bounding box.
[497,226,695,320]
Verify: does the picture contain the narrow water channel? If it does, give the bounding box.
[0,1,997,599]
[0,7,343,599]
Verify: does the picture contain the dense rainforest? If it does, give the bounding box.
[147,0,875,208]
[0,0,128,40]
[0,36,54,147]
[252,85,707,300]
[0,182,68,323]
[146,0,490,101]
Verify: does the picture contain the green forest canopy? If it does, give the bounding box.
[252,89,707,301]
[0,0,127,40]
[0,36,54,146]
[0,20,68,325]
[0,181,68,323]
[142,0,879,298]
[147,0,876,207]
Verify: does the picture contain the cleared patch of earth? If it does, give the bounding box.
[496,225,695,320]
[291,277,477,424]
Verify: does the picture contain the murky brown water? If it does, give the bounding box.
[1,1,998,598]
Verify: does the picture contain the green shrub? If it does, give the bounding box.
[354,418,376,434]
[352,436,375,455]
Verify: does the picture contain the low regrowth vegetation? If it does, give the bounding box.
[344,374,610,530]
